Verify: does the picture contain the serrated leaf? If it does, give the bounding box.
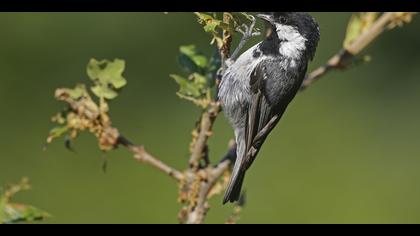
[86,58,100,80]
[179,45,208,73]
[195,12,225,34]
[67,86,85,99]
[3,204,50,223]
[195,12,237,33]
[178,54,200,74]
[191,73,208,91]
[111,76,127,89]
[203,20,221,33]
[179,45,208,67]
[195,12,215,23]
[91,85,118,100]
[170,74,201,98]
[179,45,195,57]
[206,49,221,81]
[87,58,127,97]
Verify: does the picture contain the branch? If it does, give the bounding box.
[118,136,184,181]
[301,12,414,90]
[188,102,221,170]
[185,159,231,224]
[48,85,184,182]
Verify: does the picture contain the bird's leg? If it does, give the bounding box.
[227,15,260,66]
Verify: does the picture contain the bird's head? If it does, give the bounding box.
[257,12,320,60]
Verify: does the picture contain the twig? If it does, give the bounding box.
[216,13,234,96]
[212,159,231,179]
[188,102,221,170]
[301,12,413,90]
[185,160,231,224]
[118,135,183,181]
[225,191,246,224]
[220,12,233,69]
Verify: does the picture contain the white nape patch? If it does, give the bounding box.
[274,23,307,59]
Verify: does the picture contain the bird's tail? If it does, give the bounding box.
[223,138,246,204]
[223,160,246,204]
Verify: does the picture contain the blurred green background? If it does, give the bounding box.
[1,12,420,224]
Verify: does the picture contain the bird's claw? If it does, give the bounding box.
[227,15,260,66]
[235,15,257,39]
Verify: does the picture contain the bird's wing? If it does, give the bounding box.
[242,61,283,170]
[223,59,292,203]
[223,61,277,204]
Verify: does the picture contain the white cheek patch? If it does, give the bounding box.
[275,23,307,59]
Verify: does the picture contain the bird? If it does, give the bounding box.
[218,12,320,204]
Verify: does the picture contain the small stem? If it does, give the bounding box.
[118,136,183,181]
[301,12,413,90]
[186,160,231,224]
[188,103,221,171]
[346,12,395,55]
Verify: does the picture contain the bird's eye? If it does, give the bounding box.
[279,16,287,24]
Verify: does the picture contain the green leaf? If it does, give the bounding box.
[47,126,69,143]
[344,12,379,48]
[191,73,208,91]
[3,204,50,224]
[67,86,85,99]
[91,85,118,100]
[1,178,49,224]
[195,12,219,31]
[195,12,214,22]
[194,12,235,33]
[203,19,221,33]
[344,14,362,48]
[87,58,127,99]
[170,74,201,98]
[180,45,208,68]
[206,49,221,82]
[49,126,69,137]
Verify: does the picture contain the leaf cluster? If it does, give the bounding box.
[0,178,50,224]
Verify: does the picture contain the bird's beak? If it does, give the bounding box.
[256,13,273,23]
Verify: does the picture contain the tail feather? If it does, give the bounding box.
[223,165,245,204]
[223,137,246,204]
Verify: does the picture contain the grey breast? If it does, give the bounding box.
[219,44,263,129]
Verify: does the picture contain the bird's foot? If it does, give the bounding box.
[229,15,261,62]
[235,15,260,40]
